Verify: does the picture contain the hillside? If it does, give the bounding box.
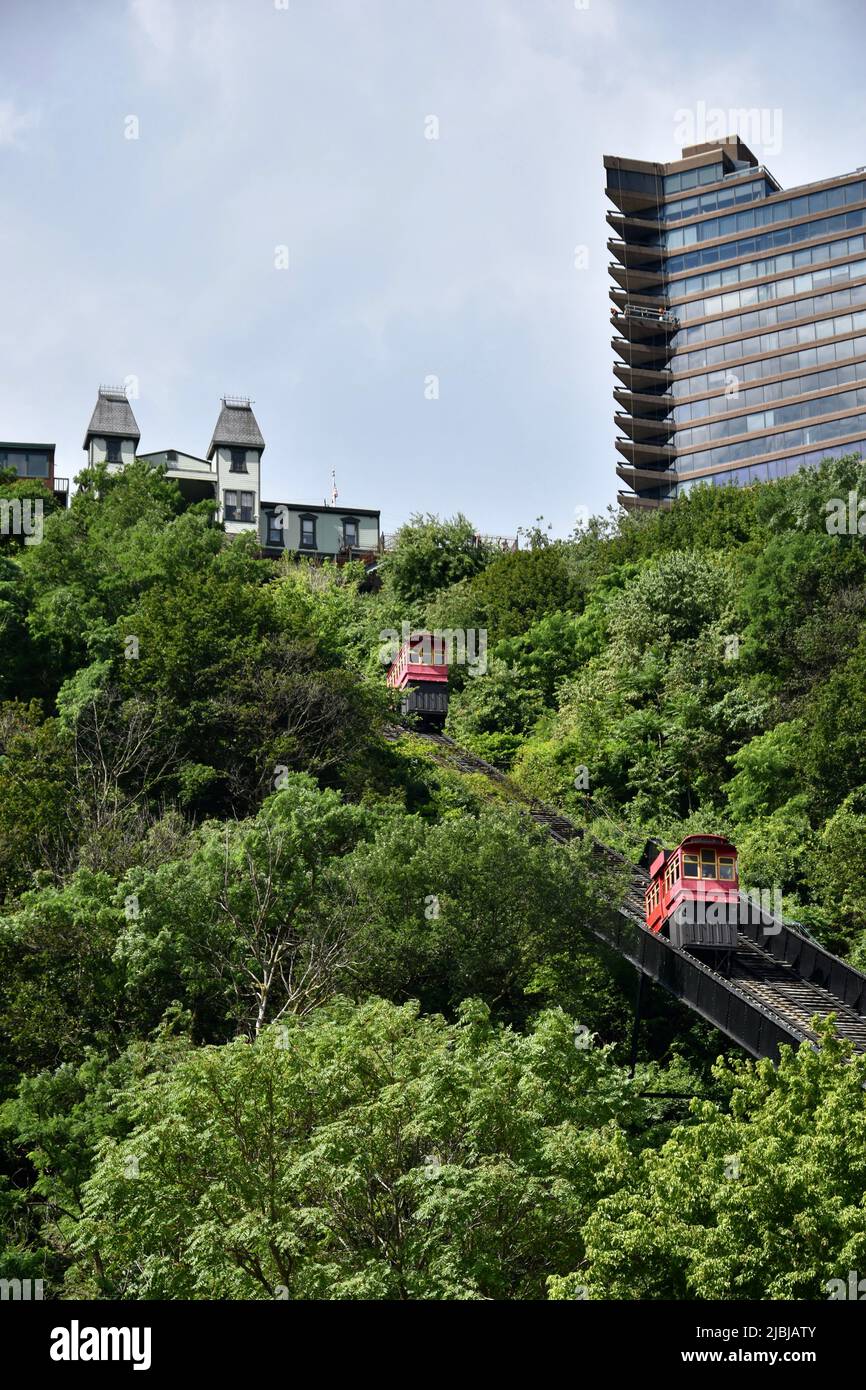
[3,456,866,1300]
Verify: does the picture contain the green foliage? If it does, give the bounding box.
[381,512,495,609]
[73,999,643,1300]
[3,451,866,1302]
[579,1022,866,1299]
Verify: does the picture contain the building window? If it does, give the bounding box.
[166,449,178,463]
[224,491,255,523]
[342,518,359,548]
[267,511,284,546]
[300,514,317,549]
[229,448,248,473]
[106,439,122,463]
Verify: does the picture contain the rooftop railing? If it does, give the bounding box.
[380,532,518,552]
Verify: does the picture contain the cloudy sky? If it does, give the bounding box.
[2,0,865,535]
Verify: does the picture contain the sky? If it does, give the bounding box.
[2,0,866,537]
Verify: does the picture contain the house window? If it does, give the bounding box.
[342,518,359,548]
[166,449,178,463]
[106,438,123,463]
[224,491,255,523]
[229,448,248,473]
[267,511,285,546]
[300,515,317,549]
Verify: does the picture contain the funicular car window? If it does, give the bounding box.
[718,856,735,880]
[683,853,699,878]
[701,851,717,878]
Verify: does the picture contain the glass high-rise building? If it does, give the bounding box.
[605,137,866,510]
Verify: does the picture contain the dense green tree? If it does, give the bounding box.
[382,513,494,609]
[571,1022,866,1300]
[73,999,645,1300]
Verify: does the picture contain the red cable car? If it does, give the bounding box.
[386,630,449,728]
[644,834,740,953]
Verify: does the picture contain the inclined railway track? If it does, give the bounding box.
[389,725,866,1059]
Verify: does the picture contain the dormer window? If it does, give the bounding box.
[106,438,123,463]
[229,448,248,473]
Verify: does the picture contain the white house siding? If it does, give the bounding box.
[215,446,260,535]
[90,438,137,468]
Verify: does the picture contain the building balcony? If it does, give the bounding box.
[607,238,663,270]
[617,489,673,512]
[611,336,675,368]
[608,262,666,294]
[616,462,677,488]
[609,287,667,314]
[604,183,663,217]
[606,211,662,240]
[613,362,673,392]
[615,437,677,466]
[614,411,675,444]
[613,387,674,417]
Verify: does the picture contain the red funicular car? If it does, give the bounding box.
[386,631,449,729]
[644,834,740,953]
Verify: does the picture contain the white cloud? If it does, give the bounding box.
[129,0,179,60]
[0,100,39,147]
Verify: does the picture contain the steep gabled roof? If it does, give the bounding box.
[207,397,265,457]
[83,388,141,449]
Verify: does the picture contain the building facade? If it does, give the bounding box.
[0,440,68,507]
[86,386,381,563]
[605,137,866,509]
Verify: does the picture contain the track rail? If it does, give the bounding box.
[391,726,866,1059]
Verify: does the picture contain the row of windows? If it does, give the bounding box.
[663,163,724,195]
[683,851,736,880]
[675,307,866,375]
[656,848,736,891]
[673,274,866,350]
[0,450,50,478]
[668,232,866,303]
[674,254,866,325]
[677,406,866,474]
[608,163,724,202]
[672,358,866,426]
[671,328,866,400]
[675,383,866,451]
[265,513,360,550]
[662,180,866,251]
[660,178,769,224]
[674,439,866,495]
[666,205,866,276]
